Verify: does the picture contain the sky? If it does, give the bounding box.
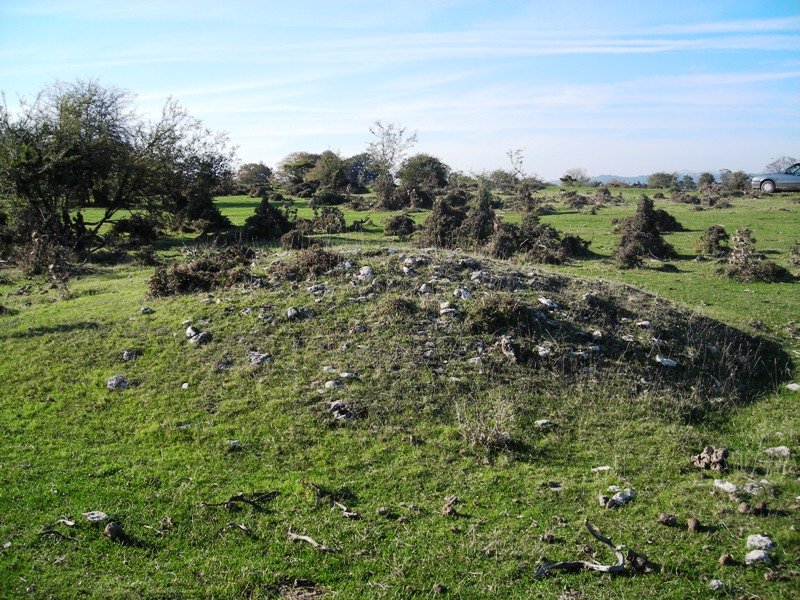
[1,0,798,180]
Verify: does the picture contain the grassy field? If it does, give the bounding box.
[1,188,798,599]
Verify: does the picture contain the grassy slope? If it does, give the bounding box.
[1,190,798,599]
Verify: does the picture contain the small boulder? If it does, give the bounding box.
[453,288,471,300]
[785,383,800,392]
[226,439,243,452]
[357,266,375,282]
[687,517,702,533]
[324,380,343,390]
[82,511,109,523]
[763,446,791,458]
[538,297,558,309]
[693,446,729,471]
[745,549,771,566]
[709,580,724,591]
[107,375,129,391]
[657,513,677,527]
[746,534,775,551]
[140,306,154,315]
[655,354,678,367]
[103,521,125,542]
[189,331,211,345]
[249,351,272,366]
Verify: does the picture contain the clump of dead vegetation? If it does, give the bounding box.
[148,244,255,296]
[270,246,343,280]
[697,225,729,255]
[724,227,792,283]
[383,214,415,239]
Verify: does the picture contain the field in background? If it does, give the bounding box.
[1,187,798,599]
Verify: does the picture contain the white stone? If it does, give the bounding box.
[592,330,603,340]
[189,331,211,345]
[107,375,128,391]
[357,266,375,282]
[538,297,558,309]
[324,380,342,390]
[534,419,553,428]
[591,465,612,473]
[786,383,800,392]
[713,479,738,494]
[745,549,771,565]
[82,511,109,523]
[635,320,651,328]
[322,365,337,373]
[709,580,724,591]
[655,354,678,367]
[418,283,433,294]
[181,382,189,390]
[453,288,471,300]
[249,351,272,366]
[764,446,791,458]
[185,326,199,338]
[746,534,776,551]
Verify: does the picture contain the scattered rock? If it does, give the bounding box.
[324,380,343,390]
[709,579,724,591]
[83,511,109,523]
[185,325,200,338]
[497,335,517,363]
[538,297,558,309]
[248,351,272,366]
[541,532,556,543]
[657,513,677,527]
[103,521,125,542]
[785,383,800,392]
[140,306,154,315]
[591,465,612,473]
[635,320,651,328]
[738,502,752,514]
[107,375,128,391]
[687,517,702,533]
[763,446,791,458]
[745,549,771,566]
[357,266,375,282]
[453,288,471,300]
[752,501,768,516]
[287,307,300,321]
[188,331,211,346]
[601,488,635,509]
[181,382,189,390]
[719,553,735,566]
[535,419,554,429]
[536,345,552,357]
[307,283,326,295]
[376,506,389,517]
[655,354,678,367]
[713,479,737,494]
[746,534,775,551]
[120,349,139,362]
[432,583,447,594]
[226,439,243,452]
[693,446,729,471]
[418,283,433,294]
[327,400,362,421]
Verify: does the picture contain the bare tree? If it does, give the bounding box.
[366,121,417,205]
[764,156,797,172]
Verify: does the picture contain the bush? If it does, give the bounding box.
[460,186,496,248]
[111,214,159,243]
[148,244,254,296]
[697,225,729,255]
[652,208,684,232]
[561,190,589,210]
[242,196,292,241]
[384,214,415,238]
[724,227,792,283]
[487,222,521,259]
[312,207,346,234]
[280,230,314,250]
[417,199,465,249]
[310,189,347,208]
[614,196,678,267]
[517,212,590,264]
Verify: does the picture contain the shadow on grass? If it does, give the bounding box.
[3,320,100,340]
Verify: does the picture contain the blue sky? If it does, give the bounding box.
[1,0,798,179]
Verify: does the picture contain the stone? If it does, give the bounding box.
[324,380,343,390]
[763,446,791,458]
[745,549,771,565]
[713,479,737,494]
[140,306,154,315]
[418,283,433,294]
[322,365,337,373]
[709,580,724,591]
[107,375,128,391]
[536,345,552,357]
[785,383,800,392]
[120,350,138,362]
[82,511,109,523]
[103,521,125,542]
[185,325,199,338]
[605,488,635,508]
[591,465,612,473]
[635,320,651,328]
[535,419,554,428]
[357,266,375,282]
[249,351,272,366]
[189,331,211,345]
[655,354,677,367]
[746,534,775,551]
[592,330,603,340]
[307,283,326,295]
[719,553,735,566]
[453,288,471,300]
[538,297,558,309]
[287,307,300,321]
[227,440,242,452]
[181,382,189,390]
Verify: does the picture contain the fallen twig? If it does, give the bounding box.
[201,491,277,511]
[534,520,627,578]
[220,522,254,537]
[287,528,338,552]
[333,501,360,519]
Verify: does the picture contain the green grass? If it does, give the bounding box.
[1,189,798,598]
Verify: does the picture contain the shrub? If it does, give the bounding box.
[487,222,521,259]
[312,207,346,234]
[280,230,314,250]
[384,214,415,238]
[518,212,591,264]
[561,190,589,210]
[111,214,159,243]
[243,197,292,241]
[460,186,496,248]
[652,208,684,232]
[310,189,347,208]
[614,195,677,268]
[148,244,254,296]
[417,198,465,248]
[724,228,792,283]
[697,225,729,255]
